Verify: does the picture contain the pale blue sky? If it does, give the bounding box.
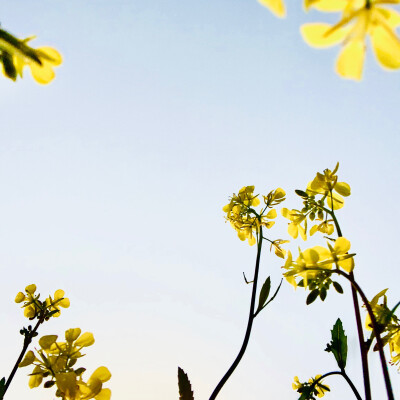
[0,1,399,399]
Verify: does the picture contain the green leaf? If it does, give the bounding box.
[295,190,309,198]
[256,277,271,313]
[0,53,17,80]
[306,289,319,305]
[325,318,347,370]
[332,282,343,294]
[178,367,194,400]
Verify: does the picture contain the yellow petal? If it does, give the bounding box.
[258,0,286,18]
[327,192,345,210]
[301,23,350,48]
[29,62,55,84]
[334,237,351,253]
[29,366,43,388]
[310,225,319,236]
[95,388,111,400]
[65,328,82,342]
[55,372,77,398]
[308,0,348,11]
[37,47,63,66]
[54,289,65,299]
[371,24,400,69]
[266,209,277,219]
[338,257,354,272]
[19,350,36,367]
[90,367,112,383]
[288,222,298,239]
[335,182,351,196]
[75,332,95,347]
[336,39,365,80]
[25,284,36,294]
[39,335,58,350]
[15,292,26,303]
[299,225,307,241]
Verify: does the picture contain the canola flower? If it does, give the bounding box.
[223,186,285,246]
[19,328,111,400]
[292,375,330,398]
[364,289,400,370]
[282,237,355,289]
[281,163,350,240]
[0,28,62,84]
[15,284,70,319]
[301,0,400,80]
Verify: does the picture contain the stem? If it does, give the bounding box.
[305,267,395,400]
[328,204,371,400]
[4,315,44,396]
[209,227,263,400]
[334,270,394,400]
[309,371,362,400]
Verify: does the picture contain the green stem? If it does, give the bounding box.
[209,227,263,400]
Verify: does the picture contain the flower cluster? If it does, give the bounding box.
[365,289,400,370]
[301,0,400,80]
[223,186,285,246]
[282,238,355,302]
[0,28,62,84]
[19,328,111,400]
[15,284,70,320]
[281,163,350,240]
[292,375,330,399]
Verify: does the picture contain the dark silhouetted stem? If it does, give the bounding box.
[209,227,263,400]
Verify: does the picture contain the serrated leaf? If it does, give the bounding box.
[306,289,319,305]
[256,277,271,313]
[325,318,347,369]
[178,367,194,400]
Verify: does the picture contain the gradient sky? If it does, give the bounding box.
[0,1,399,399]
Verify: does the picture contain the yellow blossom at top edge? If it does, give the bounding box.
[258,0,286,18]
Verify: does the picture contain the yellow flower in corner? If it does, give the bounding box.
[301,0,400,80]
[0,29,62,84]
[258,0,286,18]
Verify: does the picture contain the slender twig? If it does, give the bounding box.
[4,313,44,396]
[327,201,371,400]
[209,227,263,400]
[308,370,362,400]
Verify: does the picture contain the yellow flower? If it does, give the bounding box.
[326,237,355,272]
[0,29,62,84]
[223,186,284,246]
[45,289,70,317]
[258,0,286,18]
[281,208,307,240]
[301,0,400,80]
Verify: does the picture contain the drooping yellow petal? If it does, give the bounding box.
[336,39,365,80]
[371,24,400,69]
[301,23,350,48]
[258,0,286,18]
[29,62,55,84]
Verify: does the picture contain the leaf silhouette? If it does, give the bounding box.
[178,367,194,400]
[325,318,347,369]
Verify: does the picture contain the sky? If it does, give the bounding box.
[0,0,399,399]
